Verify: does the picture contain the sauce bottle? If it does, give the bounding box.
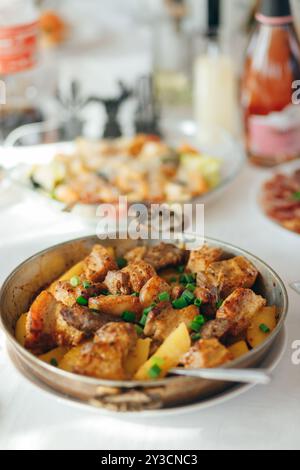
[0,0,43,142]
[241,0,300,166]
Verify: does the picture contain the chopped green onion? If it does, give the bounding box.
[152,357,164,367]
[70,276,80,287]
[191,333,201,342]
[177,265,185,273]
[259,323,271,334]
[131,292,139,297]
[182,289,195,304]
[122,311,136,323]
[148,364,162,379]
[172,297,188,310]
[194,298,202,307]
[82,280,91,289]
[50,358,58,367]
[76,296,88,306]
[190,315,206,332]
[117,257,127,269]
[186,283,196,292]
[135,325,144,336]
[140,304,156,327]
[143,304,156,316]
[292,191,300,201]
[180,273,196,285]
[158,291,170,302]
[216,299,224,309]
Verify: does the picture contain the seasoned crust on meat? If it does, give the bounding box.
[187,245,223,273]
[197,256,258,298]
[122,260,156,292]
[144,304,198,344]
[124,243,187,270]
[60,304,116,335]
[139,276,171,307]
[55,304,86,347]
[182,339,232,369]
[74,323,137,380]
[25,291,86,353]
[104,271,131,295]
[217,288,266,336]
[89,295,142,318]
[200,319,231,340]
[83,244,118,282]
[54,281,106,307]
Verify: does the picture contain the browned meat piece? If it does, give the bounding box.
[124,243,187,271]
[171,284,185,300]
[124,246,146,264]
[74,323,137,380]
[182,339,232,369]
[144,304,198,344]
[199,256,259,298]
[25,291,57,354]
[83,245,118,282]
[216,288,266,336]
[104,271,131,295]
[54,281,77,307]
[139,276,171,307]
[55,304,88,347]
[60,304,116,335]
[122,260,156,292]
[54,281,106,307]
[200,319,231,340]
[25,291,86,353]
[187,245,223,273]
[89,295,142,319]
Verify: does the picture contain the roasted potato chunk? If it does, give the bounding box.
[135,323,191,380]
[182,339,232,369]
[144,304,198,344]
[217,288,266,336]
[247,306,277,348]
[25,291,57,354]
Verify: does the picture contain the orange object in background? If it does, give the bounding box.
[241,0,300,167]
[39,10,67,47]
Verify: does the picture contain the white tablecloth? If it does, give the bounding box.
[0,162,299,450]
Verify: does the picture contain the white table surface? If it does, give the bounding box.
[0,161,299,451]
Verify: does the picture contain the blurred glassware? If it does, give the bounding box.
[152,0,193,109]
[134,75,161,136]
[193,0,240,143]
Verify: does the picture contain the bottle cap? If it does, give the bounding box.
[206,0,220,37]
[257,0,292,22]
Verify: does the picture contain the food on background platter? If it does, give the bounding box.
[261,169,300,235]
[28,135,222,205]
[15,242,278,381]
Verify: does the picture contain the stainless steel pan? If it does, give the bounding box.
[0,235,288,412]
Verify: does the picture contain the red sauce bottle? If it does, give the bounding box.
[241,0,300,167]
